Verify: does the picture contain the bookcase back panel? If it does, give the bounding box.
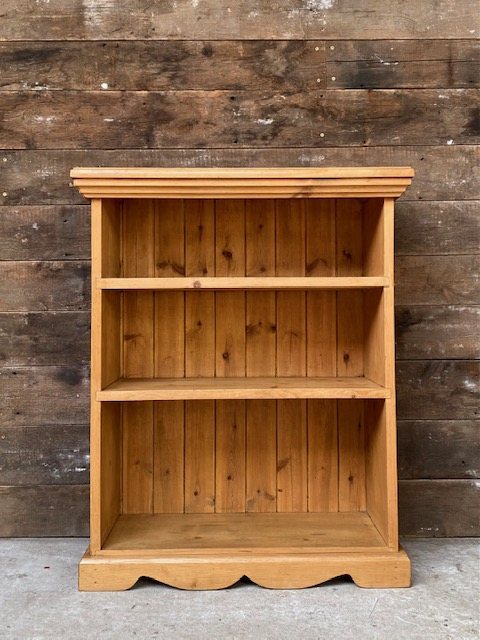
[116,398,381,515]
[111,197,384,279]
[118,289,380,380]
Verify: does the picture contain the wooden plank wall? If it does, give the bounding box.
[0,2,479,537]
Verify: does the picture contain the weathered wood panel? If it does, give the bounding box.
[0,485,89,536]
[3,40,478,92]
[395,201,480,255]
[396,306,480,360]
[398,421,479,480]
[0,206,90,260]
[395,256,480,305]
[2,255,476,316]
[396,361,479,421]
[1,1,478,40]
[0,261,90,311]
[1,480,478,537]
[0,424,89,485]
[399,480,480,536]
[4,306,477,369]
[0,312,90,366]
[328,40,480,88]
[1,147,478,206]
[0,41,325,92]
[0,366,89,427]
[1,90,478,149]
[0,202,477,260]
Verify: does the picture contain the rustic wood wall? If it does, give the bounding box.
[0,1,479,537]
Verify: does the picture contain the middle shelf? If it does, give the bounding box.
[97,376,389,401]
[97,277,389,290]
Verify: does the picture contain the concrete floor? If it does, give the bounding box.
[0,539,478,640]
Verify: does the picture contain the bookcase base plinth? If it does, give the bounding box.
[79,546,411,591]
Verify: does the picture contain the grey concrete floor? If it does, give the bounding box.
[0,539,478,640]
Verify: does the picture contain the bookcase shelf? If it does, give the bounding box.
[73,166,414,591]
[98,376,389,401]
[97,276,390,290]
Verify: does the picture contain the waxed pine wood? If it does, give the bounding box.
[74,167,413,590]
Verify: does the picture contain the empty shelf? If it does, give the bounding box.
[97,276,389,290]
[101,512,387,555]
[97,376,389,401]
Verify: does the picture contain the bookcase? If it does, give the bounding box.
[72,167,414,591]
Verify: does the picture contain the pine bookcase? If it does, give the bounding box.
[72,167,414,591]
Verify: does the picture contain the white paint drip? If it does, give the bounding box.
[103,117,115,122]
[100,82,109,90]
[447,139,454,145]
[256,118,274,125]
[33,115,55,124]
[463,379,477,392]
[374,54,399,66]
[32,222,39,231]
[306,0,334,9]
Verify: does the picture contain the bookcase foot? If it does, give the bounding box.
[78,547,411,591]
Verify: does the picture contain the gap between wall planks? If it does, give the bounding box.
[0,0,479,538]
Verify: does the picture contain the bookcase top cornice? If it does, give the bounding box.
[71,166,414,199]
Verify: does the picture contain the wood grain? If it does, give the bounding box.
[2,1,478,40]
[0,41,325,92]
[395,256,480,305]
[0,261,90,311]
[399,480,480,536]
[328,40,480,89]
[0,311,89,366]
[2,90,477,149]
[395,201,480,255]
[398,421,480,480]
[0,485,89,537]
[0,365,88,427]
[0,424,89,485]
[396,361,479,420]
[0,205,90,260]
[396,306,480,360]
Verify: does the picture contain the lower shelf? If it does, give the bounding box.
[101,512,386,555]
[80,513,410,591]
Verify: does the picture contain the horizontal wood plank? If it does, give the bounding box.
[0,424,89,485]
[399,480,480,536]
[0,485,89,536]
[396,306,480,360]
[395,256,480,305]
[0,312,90,366]
[396,361,479,420]
[1,90,478,149]
[1,1,478,40]
[1,147,477,206]
[395,201,480,255]
[398,421,480,480]
[328,40,480,88]
[0,261,90,311]
[0,41,326,92]
[0,366,89,427]
[0,206,90,260]
[1,480,476,537]
[2,40,478,92]
[0,201,477,260]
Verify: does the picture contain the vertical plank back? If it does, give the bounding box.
[122,199,155,514]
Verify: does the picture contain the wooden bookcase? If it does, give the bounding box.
[72,167,414,591]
